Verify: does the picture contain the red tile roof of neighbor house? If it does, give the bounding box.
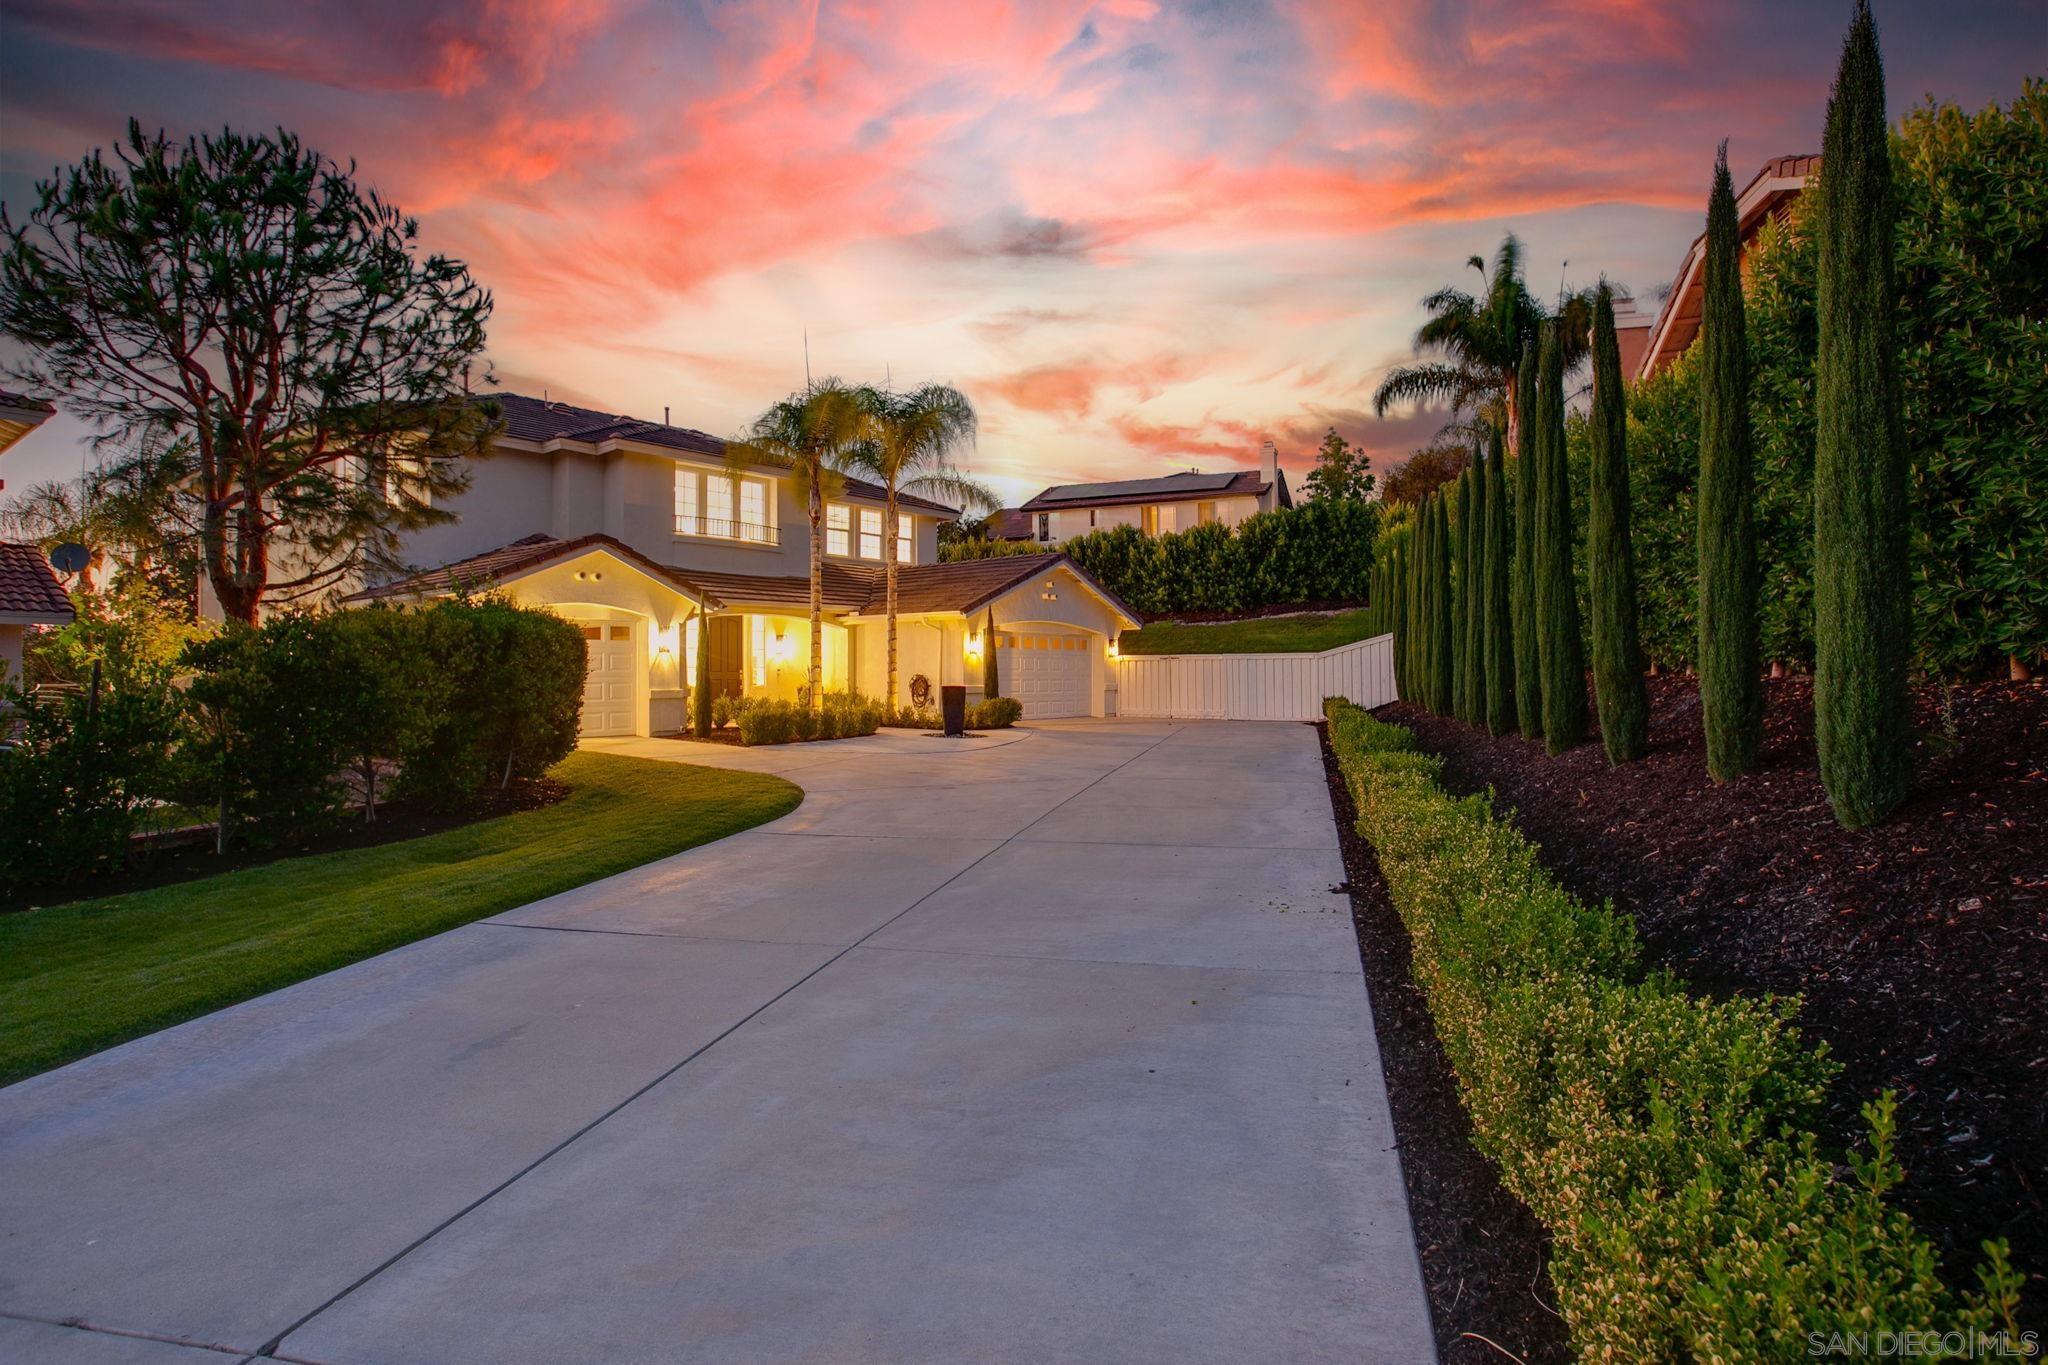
[0,542,76,620]
[482,392,961,516]
[1019,468,1274,512]
[350,534,1138,623]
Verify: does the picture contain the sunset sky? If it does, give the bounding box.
[0,0,2039,506]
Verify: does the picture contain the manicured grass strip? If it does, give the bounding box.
[1117,608,1380,656]
[1322,700,2023,1359]
[0,753,801,1085]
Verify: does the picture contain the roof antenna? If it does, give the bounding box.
[1557,261,1571,309]
[664,405,670,426]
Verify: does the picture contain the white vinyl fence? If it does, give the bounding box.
[1114,632,1397,721]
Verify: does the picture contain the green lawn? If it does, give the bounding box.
[0,752,801,1085]
[1116,608,1382,656]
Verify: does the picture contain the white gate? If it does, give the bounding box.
[1114,632,1395,721]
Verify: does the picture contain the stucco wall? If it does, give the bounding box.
[1036,493,1262,544]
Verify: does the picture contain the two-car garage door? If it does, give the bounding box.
[997,629,1092,719]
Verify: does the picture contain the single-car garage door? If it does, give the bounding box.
[998,629,1092,719]
[576,623,636,737]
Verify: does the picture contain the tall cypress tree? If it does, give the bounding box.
[1697,141,1764,780]
[1511,338,1543,739]
[1589,282,1648,763]
[1454,468,1475,721]
[1462,459,1486,724]
[1814,0,1910,828]
[1390,546,1409,698]
[1482,423,1516,736]
[1535,319,1588,753]
[1430,493,1455,715]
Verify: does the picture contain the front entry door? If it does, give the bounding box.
[707,615,744,699]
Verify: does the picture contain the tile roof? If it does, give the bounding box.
[350,535,1136,624]
[1021,469,1268,511]
[346,533,712,605]
[482,391,958,515]
[0,541,75,620]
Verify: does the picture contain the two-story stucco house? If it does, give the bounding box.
[998,440,1292,547]
[347,393,1139,737]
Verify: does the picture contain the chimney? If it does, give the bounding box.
[1259,439,1278,486]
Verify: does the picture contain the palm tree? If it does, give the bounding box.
[1372,235,1594,455]
[731,380,869,708]
[847,383,995,708]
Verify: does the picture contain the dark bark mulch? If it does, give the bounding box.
[1316,721,1572,1365]
[1380,675,2047,1322]
[2,777,571,914]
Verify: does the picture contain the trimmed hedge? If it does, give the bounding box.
[1323,698,2023,1359]
[944,498,1379,619]
[733,692,885,745]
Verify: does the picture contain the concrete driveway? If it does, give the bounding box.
[0,720,1433,1364]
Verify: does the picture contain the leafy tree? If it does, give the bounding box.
[1303,427,1376,502]
[322,606,442,824]
[1534,321,1587,752]
[734,381,868,708]
[1481,424,1516,736]
[846,383,993,706]
[1380,442,1470,506]
[1814,0,1911,827]
[27,575,211,693]
[1588,285,1648,764]
[1372,236,1592,451]
[0,122,497,623]
[1512,339,1543,740]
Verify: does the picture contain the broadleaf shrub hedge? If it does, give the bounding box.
[0,597,585,885]
[946,498,1379,618]
[1323,698,2024,1358]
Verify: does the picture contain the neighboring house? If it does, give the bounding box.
[1014,440,1292,546]
[347,393,1139,736]
[0,541,74,685]
[985,507,1038,543]
[1638,153,1818,380]
[0,392,73,685]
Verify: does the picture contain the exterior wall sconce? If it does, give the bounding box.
[1105,638,1119,661]
[769,629,795,664]
[964,630,983,660]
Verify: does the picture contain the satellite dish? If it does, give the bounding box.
[50,543,90,574]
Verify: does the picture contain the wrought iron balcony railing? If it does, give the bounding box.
[675,515,780,545]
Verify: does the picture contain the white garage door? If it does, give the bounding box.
[999,630,1092,719]
[577,623,636,737]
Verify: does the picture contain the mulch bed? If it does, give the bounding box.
[1316,721,1572,1364]
[1379,674,2047,1323]
[1,777,570,914]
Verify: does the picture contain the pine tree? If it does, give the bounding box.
[1814,0,1911,828]
[1511,338,1543,739]
[1697,141,1764,780]
[1535,319,1588,753]
[1482,423,1516,736]
[1589,282,1649,763]
[1430,493,1455,715]
[1464,464,1487,724]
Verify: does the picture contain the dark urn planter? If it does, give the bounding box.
[941,684,967,736]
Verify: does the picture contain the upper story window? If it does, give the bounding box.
[824,502,907,561]
[676,466,775,544]
[1036,513,1051,542]
[1197,501,1218,525]
[1142,505,1161,536]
